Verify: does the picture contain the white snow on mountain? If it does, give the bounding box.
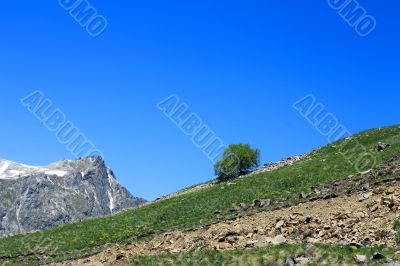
[0,158,77,180]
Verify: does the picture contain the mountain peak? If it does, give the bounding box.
[0,156,145,237]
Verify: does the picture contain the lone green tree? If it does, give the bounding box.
[214,144,260,182]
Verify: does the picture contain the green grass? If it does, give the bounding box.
[395,220,400,245]
[131,244,397,266]
[1,125,400,265]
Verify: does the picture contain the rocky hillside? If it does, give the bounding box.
[55,156,400,265]
[1,125,400,266]
[0,156,145,237]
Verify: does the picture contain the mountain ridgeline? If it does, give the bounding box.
[0,156,145,237]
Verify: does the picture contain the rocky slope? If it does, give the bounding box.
[0,156,145,237]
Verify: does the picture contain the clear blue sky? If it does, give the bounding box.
[0,1,399,200]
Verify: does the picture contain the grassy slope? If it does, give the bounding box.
[1,125,400,264]
[131,244,397,266]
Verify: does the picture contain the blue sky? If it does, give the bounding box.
[0,1,399,200]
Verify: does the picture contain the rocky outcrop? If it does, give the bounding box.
[375,142,391,152]
[251,153,308,175]
[0,157,145,237]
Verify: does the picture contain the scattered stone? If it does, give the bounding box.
[386,189,395,195]
[384,260,400,266]
[359,192,373,202]
[220,231,239,241]
[275,220,285,229]
[115,254,125,261]
[362,183,370,191]
[323,224,331,230]
[217,242,232,250]
[245,240,258,247]
[238,203,248,210]
[372,252,386,260]
[252,199,271,208]
[354,254,367,263]
[376,143,391,152]
[299,192,308,199]
[294,257,309,266]
[307,238,319,244]
[370,205,379,212]
[302,229,314,239]
[272,235,287,245]
[285,256,295,266]
[349,242,364,248]
[251,235,266,245]
[255,154,307,175]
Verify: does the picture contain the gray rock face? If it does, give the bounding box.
[0,156,145,237]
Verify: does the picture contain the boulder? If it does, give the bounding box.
[285,257,295,266]
[375,143,391,152]
[272,235,287,245]
[359,192,373,202]
[354,254,367,263]
[252,199,271,208]
[372,252,386,260]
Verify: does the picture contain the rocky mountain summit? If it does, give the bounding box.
[0,156,145,237]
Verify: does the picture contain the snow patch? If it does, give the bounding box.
[0,160,69,179]
[0,162,10,178]
[108,190,114,213]
[107,173,115,212]
[16,188,30,233]
[18,163,39,169]
[6,170,24,177]
[44,170,68,177]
